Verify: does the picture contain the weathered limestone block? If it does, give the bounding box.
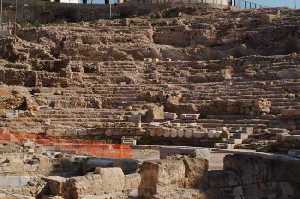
[43,176,67,196]
[125,173,141,190]
[183,156,208,188]
[254,98,271,114]
[94,167,125,193]
[143,104,164,122]
[158,158,186,186]
[64,174,103,199]
[64,168,125,199]
[138,159,185,199]
[138,155,208,198]
[138,161,161,198]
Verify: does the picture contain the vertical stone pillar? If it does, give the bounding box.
[138,161,159,198]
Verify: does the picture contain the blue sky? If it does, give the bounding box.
[253,0,299,8]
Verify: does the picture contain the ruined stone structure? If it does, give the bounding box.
[0,6,299,149]
[0,4,299,199]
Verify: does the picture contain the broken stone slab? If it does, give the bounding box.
[43,176,67,196]
[159,146,210,160]
[164,112,177,120]
[64,168,125,199]
[180,114,200,120]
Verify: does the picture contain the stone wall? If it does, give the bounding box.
[207,153,300,199]
[0,68,69,87]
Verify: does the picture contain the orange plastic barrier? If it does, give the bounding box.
[0,128,132,158]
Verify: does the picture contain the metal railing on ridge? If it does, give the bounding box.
[233,0,267,9]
